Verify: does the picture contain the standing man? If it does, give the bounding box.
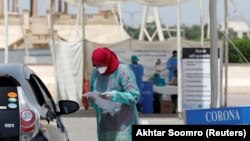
[166,50,177,81]
[129,55,144,113]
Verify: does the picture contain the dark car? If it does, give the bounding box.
[0,64,80,141]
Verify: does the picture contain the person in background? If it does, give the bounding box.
[129,55,144,113]
[150,73,166,86]
[86,47,140,141]
[149,73,166,113]
[155,58,162,73]
[166,50,177,81]
[168,70,178,86]
[168,70,178,113]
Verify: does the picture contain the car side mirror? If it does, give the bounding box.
[57,100,80,115]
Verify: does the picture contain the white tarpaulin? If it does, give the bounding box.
[50,38,212,104]
[50,36,221,105]
[52,40,83,105]
[64,0,192,6]
[54,25,130,44]
[85,39,210,79]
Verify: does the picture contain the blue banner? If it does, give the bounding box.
[185,106,250,125]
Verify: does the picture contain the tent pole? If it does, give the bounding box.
[81,3,86,78]
[177,0,183,118]
[206,15,210,39]
[200,0,204,47]
[49,0,59,101]
[4,0,8,64]
[81,2,90,110]
[209,0,219,108]
[224,0,229,107]
[49,0,55,46]
[81,2,88,84]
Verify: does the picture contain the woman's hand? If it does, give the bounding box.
[100,92,114,100]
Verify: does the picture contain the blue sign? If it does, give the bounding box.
[185,106,250,125]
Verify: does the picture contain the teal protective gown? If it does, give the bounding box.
[90,64,140,141]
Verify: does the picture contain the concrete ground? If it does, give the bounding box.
[26,64,250,97]
[61,110,183,141]
[61,94,250,141]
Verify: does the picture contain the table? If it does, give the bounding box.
[153,85,178,113]
[153,85,178,95]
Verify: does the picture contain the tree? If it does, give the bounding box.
[228,38,250,63]
[123,25,140,39]
[184,25,201,40]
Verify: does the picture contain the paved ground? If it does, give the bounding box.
[61,110,183,141]
[0,49,52,64]
[2,49,250,140]
[61,94,250,141]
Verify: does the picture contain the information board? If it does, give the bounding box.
[182,48,220,110]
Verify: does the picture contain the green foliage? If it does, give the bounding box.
[123,24,250,64]
[228,38,250,63]
[123,25,140,39]
[184,25,201,40]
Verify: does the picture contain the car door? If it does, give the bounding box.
[28,74,68,141]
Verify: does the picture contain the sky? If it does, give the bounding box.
[16,0,250,27]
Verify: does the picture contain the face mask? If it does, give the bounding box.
[97,66,107,74]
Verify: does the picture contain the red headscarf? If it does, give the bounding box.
[91,47,119,75]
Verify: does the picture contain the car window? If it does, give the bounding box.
[28,75,56,112]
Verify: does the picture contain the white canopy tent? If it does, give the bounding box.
[64,0,192,6]
[52,0,220,112]
[54,25,130,44]
[57,0,188,112]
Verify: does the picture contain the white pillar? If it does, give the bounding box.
[209,0,219,108]
[200,0,204,47]
[224,0,229,107]
[153,7,164,41]
[117,4,123,27]
[139,6,148,40]
[139,6,164,41]
[206,13,210,39]
[177,0,182,116]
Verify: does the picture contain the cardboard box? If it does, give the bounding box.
[160,100,174,114]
